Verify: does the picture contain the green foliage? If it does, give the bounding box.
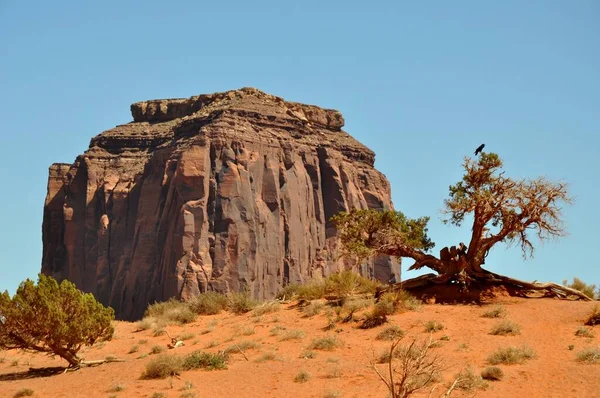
[0,274,114,366]
[251,301,281,316]
[182,350,228,371]
[487,346,536,365]
[277,271,379,301]
[331,209,434,262]
[141,354,184,379]
[563,278,597,299]
[188,292,229,315]
[227,292,259,314]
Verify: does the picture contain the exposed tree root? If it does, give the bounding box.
[64,357,126,372]
[378,270,592,302]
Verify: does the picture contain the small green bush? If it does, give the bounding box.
[360,296,395,329]
[182,350,228,370]
[575,347,600,364]
[376,325,405,341]
[481,366,504,381]
[13,389,34,398]
[487,346,536,365]
[188,291,228,315]
[141,354,184,379]
[490,320,521,336]
[482,306,506,318]
[563,278,597,299]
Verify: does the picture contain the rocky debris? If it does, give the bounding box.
[42,87,398,320]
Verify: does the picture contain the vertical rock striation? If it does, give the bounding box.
[42,88,398,320]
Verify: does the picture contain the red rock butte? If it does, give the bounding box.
[42,87,398,320]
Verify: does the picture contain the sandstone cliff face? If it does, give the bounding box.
[42,88,398,320]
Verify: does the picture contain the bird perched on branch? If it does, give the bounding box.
[474,143,485,155]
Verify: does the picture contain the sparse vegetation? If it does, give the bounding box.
[585,305,600,326]
[182,350,228,370]
[270,325,286,336]
[0,274,114,367]
[277,271,379,302]
[188,291,229,315]
[128,344,140,354]
[300,350,317,359]
[150,345,165,355]
[423,320,444,332]
[223,340,259,355]
[256,352,281,362]
[575,326,595,338]
[563,278,597,299]
[228,291,259,314]
[482,306,507,318]
[326,366,342,378]
[376,325,405,341]
[490,320,521,336]
[454,366,488,391]
[141,354,184,379]
[252,300,281,316]
[178,332,196,341]
[294,369,312,383]
[309,335,342,351]
[145,298,196,325]
[302,301,325,317]
[481,366,504,381]
[575,347,600,364]
[108,384,125,392]
[373,336,443,398]
[150,393,166,398]
[360,293,396,328]
[279,329,305,341]
[13,389,34,398]
[487,346,536,365]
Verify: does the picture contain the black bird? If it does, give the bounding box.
[474,143,485,155]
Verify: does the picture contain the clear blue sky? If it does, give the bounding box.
[1,1,598,294]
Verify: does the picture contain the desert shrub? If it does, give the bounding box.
[487,346,536,365]
[376,325,405,341]
[490,320,521,336]
[178,332,196,341]
[252,301,281,316]
[13,389,34,398]
[374,336,443,398]
[585,305,600,326]
[302,301,324,317]
[294,370,312,383]
[575,347,600,364]
[141,354,184,379]
[269,325,286,336]
[153,328,167,337]
[424,320,444,333]
[454,366,488,391]
[144,298,196,325]
[228,292,259,314]
[309,335,342,351]
[256,352,281,362]
[482,306,506,318]
[575,326,595,338]
[563,278,597,299]
[481,366,504,381]
[150,345,165,355]
[393,289,421,312]
[223,340,259,355]
[128,344,139,354]
[108,384,125,392]
[0,274,114,367]
[279,329,305,341]
[361,295,396,329]
[324,270,379,298]
[188,291,228,315]
[300,350,317,359]
[182,350,228,370]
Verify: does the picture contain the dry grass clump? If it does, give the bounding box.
[575,347,600,364]
[575,326,595,338]
[141,354,184,379]
[309,335,342,351]
[182,350,228,370]
[585,305,600,326]
[481,366,504,381]
[223,340,260,355]
[454,366,488,391]
[13,389,34,398]
[482,306,507,318]
[294,370,312,383]
[252,301,281,316]
[360,293,396,329]
[228,292,259,314]
[145,298,196,325]
[487,346,536,365]
[490,320,521,336]
[424,320,444,333]
[376,325,405,341]
[150,345,165,355]
[302,301,325,317]
[188,291,228,315]
[108,384,125,392]
[279,329,305,341]
[255,352,282,362]
[277,271,379,301]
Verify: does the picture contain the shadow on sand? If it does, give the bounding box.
[0,366,66,381]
